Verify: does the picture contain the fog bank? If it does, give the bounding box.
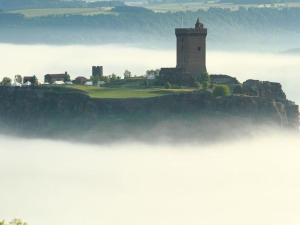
[1,44,299,102]
[1,133,300,225]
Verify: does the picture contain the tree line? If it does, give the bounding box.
[0,6,299,48]
[0,0,124,10]
[0,219,27,225]
[0,6,299,34]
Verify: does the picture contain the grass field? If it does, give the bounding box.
[9,7,117,18]
[69,85,196,99]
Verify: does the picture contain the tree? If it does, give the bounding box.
[64,74,71,82]
[146,69,160,79]
[0,219,27,225]
[1,77,12,86]
[199,72,210,90]
[9,219,27,225]
[213,84,231,97]
[232,84,243,94]
[193,81,201,89]
[32,75,38,86]
[164,81,172,89]
[100,75,109,82]
[14,75,22,83]
[124,70,132,79]
[90,75,100,86]
[108,73,117,81]
[144,79,150,87]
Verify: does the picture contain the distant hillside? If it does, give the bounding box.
[141,0,299,3]
[281,48,300,54]
[0,6,300,50]
[219,0,300,3]
[0,0,124,10]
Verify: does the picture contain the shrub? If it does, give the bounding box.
[0,219,28,225]
[202,81,209,90]
[193,81,201,89]
[232,84,243,94]
[209,83,214,89]
[0,77,11,86]
[198,72,210,90]
[32,75,39,86]
[213,84,231,97]
[199,72,210,84]
[164,82,172,89]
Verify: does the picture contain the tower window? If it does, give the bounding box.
[198,47,201,51]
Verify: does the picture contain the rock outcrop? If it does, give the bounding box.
[242,79,286,100]
[0,83,298,143]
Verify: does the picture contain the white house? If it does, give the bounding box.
[22,81,32,86]
[85,81,93,86]
[54,81,65,85]
[11,82,22,87]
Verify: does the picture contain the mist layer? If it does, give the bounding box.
[1,133,300,225]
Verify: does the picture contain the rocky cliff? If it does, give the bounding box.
[0,84,298,143]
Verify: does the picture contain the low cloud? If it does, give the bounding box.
[1,132,300,225]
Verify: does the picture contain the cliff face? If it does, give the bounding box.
[0,86,298,142]
[242,79,287,100]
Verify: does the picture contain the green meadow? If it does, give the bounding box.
[69,85,196,99]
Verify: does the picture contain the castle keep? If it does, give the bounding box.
[160,19,207,82]
[176,18,207,74]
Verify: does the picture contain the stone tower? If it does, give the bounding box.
[175,18,207,75]
[92,66,103,77]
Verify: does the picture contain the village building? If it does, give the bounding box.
[65,81,73,85]
[53,81,65,85]
[73,76,88,85]
[44,72,70,84]
[11,81,22,87]
[85,81,93,86]
[23,76,37,86]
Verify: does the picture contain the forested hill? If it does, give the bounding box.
[0,0,124,10]
[219,0,300,3]
[148,0,300,2]
[1,6,300,50]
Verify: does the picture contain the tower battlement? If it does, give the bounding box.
[175,28,207,36]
